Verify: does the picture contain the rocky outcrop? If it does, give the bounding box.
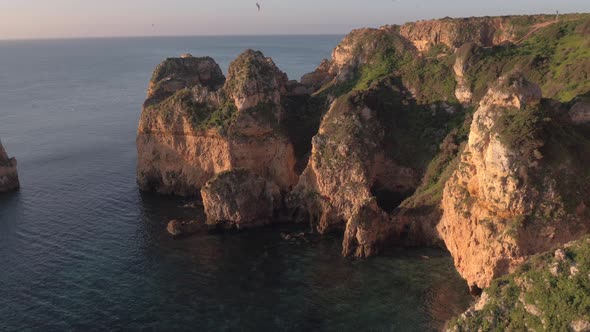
[396,16,555,53]
[137,50,298,195]
[315,28,414,84]
[167,219,208,237]
[146,56,224,103]
[447,237,590,332]
[452,43,476,104]
[438,74,590,290]
[288,87,420,235]
[300,59,334,90]
[0,140,20,193]
[342,198,396,257]
[201,169,281,229]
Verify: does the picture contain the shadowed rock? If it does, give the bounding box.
[0,140,19,193]
[201,169,281,229]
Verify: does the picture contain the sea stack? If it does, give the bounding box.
[136,50,299,196]
[0,140,20,192]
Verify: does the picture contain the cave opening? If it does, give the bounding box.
[370,183,414,213]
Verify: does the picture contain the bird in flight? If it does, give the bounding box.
[256,2,261,12]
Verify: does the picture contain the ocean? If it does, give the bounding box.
[0,35,470,331]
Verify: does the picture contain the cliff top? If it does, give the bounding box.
[224,49,288,101]
[147,56,225,103]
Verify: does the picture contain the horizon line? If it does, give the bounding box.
[0,32,347,43]
[1,10,586,42]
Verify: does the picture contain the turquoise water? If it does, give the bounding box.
[0,36,470,331]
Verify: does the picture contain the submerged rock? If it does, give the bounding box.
[201,169,281,229]
[167,219,208,237]
[0,140,19,193]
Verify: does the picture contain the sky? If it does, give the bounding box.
[1,0,589,40]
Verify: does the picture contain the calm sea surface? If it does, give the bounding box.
[0,36,470,331]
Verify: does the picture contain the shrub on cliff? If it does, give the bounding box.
[448,237,590,332]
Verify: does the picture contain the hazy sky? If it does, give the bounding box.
[1,0,589,40]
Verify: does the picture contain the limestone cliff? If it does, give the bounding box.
[438,74,590,290]
[288,82,428,228]
[288,76,463,255]
[137,15,590,289]
[137,50,298,196]
[397,15,555,53]
[296,13,590,262]
[0,140,19,193]
[304,14,589,107]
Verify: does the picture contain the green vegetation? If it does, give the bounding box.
[314,27,458,105]
[449,237,590,332]
[464,17,590,102]
[400,108,473,208]
[493,104,545,160]
[492,97,590,216]
[367,78,468,171]
[313,75,471,185]
[538,102,590,215]
[148,88,238,134]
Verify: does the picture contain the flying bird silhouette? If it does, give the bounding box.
[256,2,261,12]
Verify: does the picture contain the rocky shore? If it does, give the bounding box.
[137,13,590,328]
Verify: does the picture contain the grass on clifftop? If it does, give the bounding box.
[492,98,590,216]
[322,45,458,105]
[448,237,590,332]
[315,28,457,105]
[465,17,590,102]
[320,77,470,174]
[148,88,238,134]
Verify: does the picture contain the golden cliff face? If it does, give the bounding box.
[438,74,590,290]
[288,87,421,256]
[137,51,298,196]
[137,15,590,296]
[0,140,19,193]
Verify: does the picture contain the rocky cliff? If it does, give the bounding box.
[438,73,590,291]
[137,51,298,196]
[0,140,20,193]
[138,14,590,321]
